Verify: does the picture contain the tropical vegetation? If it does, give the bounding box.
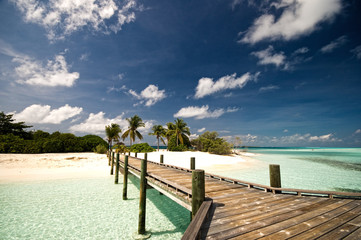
[122,115,145,146]
[130,143,154,153]
[0,111,107,153]
[149,125,166,151]
[105,123,122,149]
[191,131,232,155]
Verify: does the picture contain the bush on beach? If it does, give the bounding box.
[130,143,155,153]
[191,131,232,155]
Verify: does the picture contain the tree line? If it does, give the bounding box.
[0,112,107,153]
[106,115,235,155]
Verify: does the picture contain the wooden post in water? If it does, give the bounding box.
[190,157,195,170]
[160,154,164,164]
[123,155,129,200]
[269,164,281,193]
[191,169,205,220]
[138,153,148,235]
[115,152,120,184]
[110,152,115,175]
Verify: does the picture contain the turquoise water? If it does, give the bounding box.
[212,148,361,192]
[0,175,189,240]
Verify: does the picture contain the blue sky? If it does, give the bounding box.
[1,0,361,147]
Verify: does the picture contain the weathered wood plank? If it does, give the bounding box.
[343,226,361,239]
[317,214,361,239]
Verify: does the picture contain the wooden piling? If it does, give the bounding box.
[135,152,137,158]
[191,169,205,220]
[160,154,164,164]
[269,164,281,193]
[115,152,119,184]
[110,152,115,175]
[138,153,148,235]
[123,155,129,200]
[190,157,195,170]
[108,150,111,166]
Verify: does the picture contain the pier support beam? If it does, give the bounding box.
[191,169,205,220]
[123,155,129,200]
[190,157,195,170]
[110,152,115,175]
[269,164,281,193]
[115,153,119,184]
[135,152,137,158]
[138,153,150,238]
[108,150,111,166]
[160,154,164,164]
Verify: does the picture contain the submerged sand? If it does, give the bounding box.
[0,151,260,183]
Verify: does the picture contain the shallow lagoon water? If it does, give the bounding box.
[210,148,361,192]
[0,175,189,240]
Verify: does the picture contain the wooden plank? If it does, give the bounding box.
[229,199,354,240]
[206,198,332,239]
[182,200,213,240]
[317,214,361,239]
[343,226,361,239]
[288,205,361,240]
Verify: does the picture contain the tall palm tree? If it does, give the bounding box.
[165,122,176,149]
[122,115,145,146]
[174,118,190,146]
[149,125,166,151]
[105,123,122,149]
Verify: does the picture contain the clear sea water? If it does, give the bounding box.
[211,147,361,193]
[0,175,189,240]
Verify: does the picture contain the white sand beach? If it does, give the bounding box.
[0,151,259,183]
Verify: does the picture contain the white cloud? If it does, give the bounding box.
[174,105,238,120]
[283,129,288,133]
[13,104,82,124]
[251,45,288,69]
[11,0,140,41]
[350,45,361,59]
[197,127,206,133]
[69,111,128,134]
[309,133,339,142]
[354,129,361,134]
[320,35,347,53]
[128,85,166,106]
[79,53,90,61]
[13,54,79,87]
[259,85,280,92]
[194,72,259,99]
[240,0,342,44]
[293,47,309,55]
[279,133,340,143]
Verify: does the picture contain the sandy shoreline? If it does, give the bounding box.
[0,151,259,183]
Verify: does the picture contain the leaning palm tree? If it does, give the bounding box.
[122,115,145,146]
[149,125,166,151]
[105,123,122,149]
[174,118,190,146]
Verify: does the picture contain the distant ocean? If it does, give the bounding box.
[215,147,361,193]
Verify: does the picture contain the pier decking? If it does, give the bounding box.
[117,154,361,239]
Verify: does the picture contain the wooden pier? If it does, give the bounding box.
[113,153,361,239]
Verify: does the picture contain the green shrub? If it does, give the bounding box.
[191,131,232,155]
[169,144,188,152]
[168,135,190,152]
[130,143,154,153]
[95,144,107,154]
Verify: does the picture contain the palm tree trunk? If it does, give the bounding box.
[157,137,159,151]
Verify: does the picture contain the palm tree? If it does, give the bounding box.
[165,122,176,149]
[122,115,145,146]
[149,125,166,151]
[174,118,190,146]
[105,123,122,149]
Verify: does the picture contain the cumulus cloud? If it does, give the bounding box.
[69,111,153,136]
[240,0,342,44]
[69,111,128,134]
[128,84,166,106]
[251,45,288,69]
[13,104,82,124]
[259,85,280,92]
[293,47,309,55]
[11,0,140,41]
[174,105,238,119]
[320,35,348,53]
[13,54,79,87]
[280,133,340,143]
[354,129,361,134]
[197,127,206,133]
[194,72,259,99]
[350,45,361,59]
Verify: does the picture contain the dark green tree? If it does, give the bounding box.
[149,125,166,151]
[0,112,32,139]
[105,123,122,149]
